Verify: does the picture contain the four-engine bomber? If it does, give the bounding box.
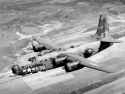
[11,14,120,76]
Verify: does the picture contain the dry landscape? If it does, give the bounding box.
[1,0,125,94]
[0,0,125,72]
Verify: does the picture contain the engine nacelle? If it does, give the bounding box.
[64,61,84,72]
[83,48,96,58]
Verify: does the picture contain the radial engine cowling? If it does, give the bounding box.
[11,65,23,75]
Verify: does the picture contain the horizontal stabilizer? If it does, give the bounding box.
[101,36,122,43]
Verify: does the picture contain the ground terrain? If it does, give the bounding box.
[0,0,125,72]
[0,0,125,94]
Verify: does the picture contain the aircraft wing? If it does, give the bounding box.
[33,37,62,50]
[1,55,125,94]
[62,53,114,73]
[1,37,125,94]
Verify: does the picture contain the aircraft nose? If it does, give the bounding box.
[11,65,22,75]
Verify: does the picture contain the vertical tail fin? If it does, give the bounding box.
[96,15,121,52]
[96,14,109,40]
